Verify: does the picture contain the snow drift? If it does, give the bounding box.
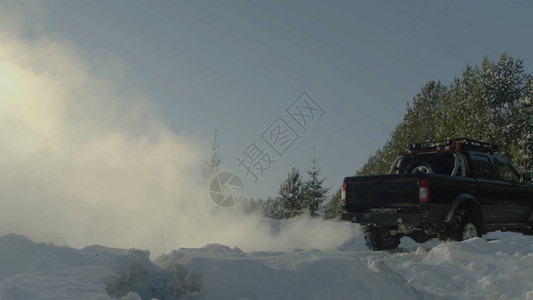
[1,230,532,300]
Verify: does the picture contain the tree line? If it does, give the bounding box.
[358,53,532,177]
[243,152,342,219]
[207,53,532,220]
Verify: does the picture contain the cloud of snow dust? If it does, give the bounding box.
[0,3,354,257]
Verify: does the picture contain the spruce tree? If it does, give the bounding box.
[303,151,329,217]
[403,80,447,142]
[275,167,305,218]
[479,54,531,154]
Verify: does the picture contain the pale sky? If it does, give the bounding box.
[3,0,533,199]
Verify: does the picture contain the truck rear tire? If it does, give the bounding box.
[453,209,482,241]
[363,226,401,250]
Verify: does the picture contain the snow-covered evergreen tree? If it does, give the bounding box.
[303,152,329,217]
[275,167,305,219]
[403,80,447,142]
[479,54,531,155]
[445,64,487,141]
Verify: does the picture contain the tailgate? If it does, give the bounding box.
[343,175,420,213]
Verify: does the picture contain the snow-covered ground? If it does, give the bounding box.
[1,226,532,300]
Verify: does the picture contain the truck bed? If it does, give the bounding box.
[342,173,480,227]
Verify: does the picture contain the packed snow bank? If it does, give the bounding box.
[152,232,533,300]
[1,231,532,299]
[388,232,533,299]
[0,234,194,300]
[155,245,416,300]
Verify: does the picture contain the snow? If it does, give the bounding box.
[1,228,533,300]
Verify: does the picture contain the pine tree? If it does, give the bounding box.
[478,54,531,155]
[445,65,487,140]
[403,80,447,142]
[356,146,392,176]
[275,167,305,218]
[303,151,329,217]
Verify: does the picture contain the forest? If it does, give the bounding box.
[241,53,533,220]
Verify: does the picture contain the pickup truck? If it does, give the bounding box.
[341,139,533,250]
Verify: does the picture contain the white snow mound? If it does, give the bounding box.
[1,231,533,299]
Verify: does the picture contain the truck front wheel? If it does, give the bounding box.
[363,226,401,250]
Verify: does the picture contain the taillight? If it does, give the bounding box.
[419,179,429,203]
[341,181,346,204]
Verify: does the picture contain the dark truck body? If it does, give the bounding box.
[341,139,533,250]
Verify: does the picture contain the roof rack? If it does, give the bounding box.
[408,138,499,154]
